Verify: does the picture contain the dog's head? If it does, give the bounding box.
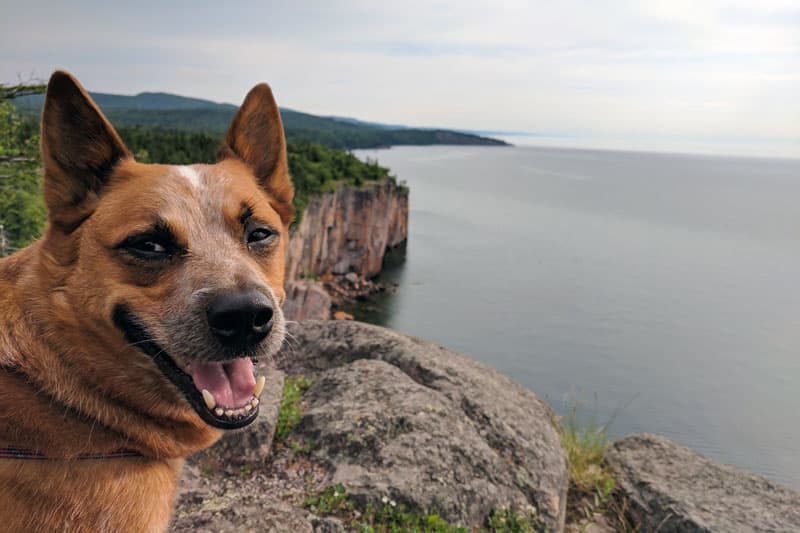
[38,71,293,432]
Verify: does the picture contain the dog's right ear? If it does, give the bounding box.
[41,70,131,232]
[218,83,294,225]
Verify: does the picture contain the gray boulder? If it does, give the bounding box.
[172,370,301,532]
[606,433,800,532]
[172,320,568,531]
[278,320,568,531]
[283,281,332,321]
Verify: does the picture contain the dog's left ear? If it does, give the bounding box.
[41,71,131,232]
[218,83,294,225]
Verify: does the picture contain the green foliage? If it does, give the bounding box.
[288,141,391,220]
[0,96,46,254]
[117,126,220,164]
[0,83,46,101]
[486,507,543,532]
[304,484,470,533]
[289,437,316,454]
[274,375,313,443]
[305,484,353,516]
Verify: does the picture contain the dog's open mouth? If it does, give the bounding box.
[190,359,265,420]
[113,305,262,429]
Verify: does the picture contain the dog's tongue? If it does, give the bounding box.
[190,358,255,408]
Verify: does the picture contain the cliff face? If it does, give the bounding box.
[286,178,408,281]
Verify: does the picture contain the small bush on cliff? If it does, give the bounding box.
[288,141,390,223]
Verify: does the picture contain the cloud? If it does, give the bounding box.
[1,0,797,156]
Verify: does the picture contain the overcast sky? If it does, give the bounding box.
[2,0,798,157]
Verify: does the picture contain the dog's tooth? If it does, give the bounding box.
[253,375,266,398]
[244,404,252,413]
[215,408,224,417]
[251,398,260,408]
[202,389,216,410]
[225,409,234,417]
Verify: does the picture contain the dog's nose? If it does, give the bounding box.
[206,290,273,347]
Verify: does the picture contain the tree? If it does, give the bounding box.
[0,83,46,255]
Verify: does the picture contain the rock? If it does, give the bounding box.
[172,321,568,531]
[606,433,800,532]
[172,369,309,532]
[172,497,315,533]
[284,281,331,321]
[277,320,568,531]
[286,178,408,281]
[332,311,354,321]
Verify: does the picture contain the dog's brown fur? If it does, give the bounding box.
[0,71,293,531]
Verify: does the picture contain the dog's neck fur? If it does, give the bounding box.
[0,243,221,460]
[0,245,195,531]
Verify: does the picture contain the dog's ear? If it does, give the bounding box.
[218,83,294,224]
[41,70,131,231]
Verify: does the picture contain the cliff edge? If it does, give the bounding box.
[283,178,408,320]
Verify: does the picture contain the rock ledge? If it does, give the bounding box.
[606,433,800,532]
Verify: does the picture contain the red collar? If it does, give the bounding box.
[0,446,141,460]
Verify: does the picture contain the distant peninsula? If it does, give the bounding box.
[14,91,508,149]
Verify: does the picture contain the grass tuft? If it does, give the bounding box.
[274,375,312,443]
[560,399,639,531]
[561,403,615,496]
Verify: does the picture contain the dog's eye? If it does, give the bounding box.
[247,227,275,245]
[124,238,171,260]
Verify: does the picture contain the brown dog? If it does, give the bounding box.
[0,71,293,531]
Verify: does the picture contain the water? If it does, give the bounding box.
[352,145,800,489]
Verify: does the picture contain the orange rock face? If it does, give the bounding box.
[283,178,408,320]
[285,179,408,281]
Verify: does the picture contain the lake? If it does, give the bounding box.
[352,145,800,489]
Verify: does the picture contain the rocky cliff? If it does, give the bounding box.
[283,178,408,320]
[606,434,800,532]
[286,178,408,281]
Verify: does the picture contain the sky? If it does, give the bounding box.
[1,0,798,157]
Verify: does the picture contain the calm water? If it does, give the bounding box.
[352,145,800,489]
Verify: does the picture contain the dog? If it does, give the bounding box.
[0,71,294,531]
